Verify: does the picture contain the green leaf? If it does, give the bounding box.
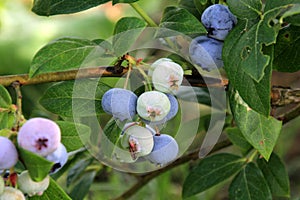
[0,85,12,108]
[182,153,245,198]
[31,0,110,16]
[100,118,124,158]
[29,178,72,200]
[227,0,262,20]
[67,158,93,187]
[229,89,282,161]
[157,6,207,37]
[226,127,252,155]
[0,112,15,130]
[223,20,272,116]
[273,25,300,72]
[40,80,111,117]
[257,153,290,197]
[69,171,97,200]
[29,37,111,78]
[224,20,270,82]
[113,17,147,56]
[264,1,300,26]
[179,0,201,18]
[226,1,300,82]
[18,147,53,182]
[112,0,139,5]
[56,121,91,152]
[229,162,272,200]
[0,85,15,130]
[264,0,300,12]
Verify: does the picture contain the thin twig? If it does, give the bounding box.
[277,103,300,124]
[11,82,23,131]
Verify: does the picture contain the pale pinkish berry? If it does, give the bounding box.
[0,136,18,170]
[17,118,61,156]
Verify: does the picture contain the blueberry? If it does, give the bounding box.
[17,118,61,157]
[101,88,137,121]
[45,143,68,174]
[189,35,224,71]
[137,91,171,122]
[201,4,237,41]
[151,59,184,93]
[146,134,179,166]
[0,136,18,170]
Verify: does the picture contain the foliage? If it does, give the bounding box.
[0,0,300,199]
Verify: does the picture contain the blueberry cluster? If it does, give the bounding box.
[102,58,182,166]
[189,4,237,71]
[0,118,68,198]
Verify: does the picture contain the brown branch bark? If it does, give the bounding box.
[0,67,128,86]
[0,67,299,107]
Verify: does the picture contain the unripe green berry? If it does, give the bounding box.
[137,91,171,122]
[148,58,173,77]
[151,59,184,93]
[0,187,25,200]
[0,177,4,195]
[17,170,50,197]
[121,125,154,159]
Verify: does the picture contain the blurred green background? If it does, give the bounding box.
[0,1,299,199]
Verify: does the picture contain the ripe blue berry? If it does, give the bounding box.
[101,88,137,121]
[45,143,68,174]
[0,136,18,170]
[201,4,237,41]
[146,134,179,166]
[189,35,224,71]
[17,118,61,157]
[137,91,171,122]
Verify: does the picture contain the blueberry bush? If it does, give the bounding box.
[0,0,300,199]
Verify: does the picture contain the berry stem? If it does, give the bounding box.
[12,82,23,131]
[247,150,258,163]
[123,64,132,90]
[130,2,158,27]
[219,0,225,4]
[135,65,152,91]
[129,2,178,51]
